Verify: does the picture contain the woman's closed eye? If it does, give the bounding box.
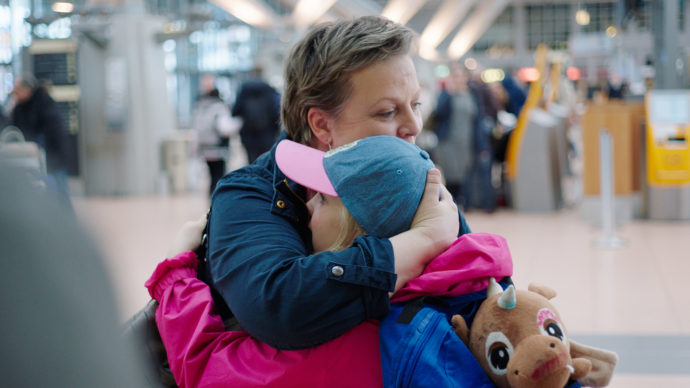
[319,193,328,204]
[378,109,396,119]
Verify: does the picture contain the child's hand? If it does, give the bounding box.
[167,213,207,258]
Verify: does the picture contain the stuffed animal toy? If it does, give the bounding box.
[451,279,618,388]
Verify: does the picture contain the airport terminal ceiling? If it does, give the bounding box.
[21,0,647,57]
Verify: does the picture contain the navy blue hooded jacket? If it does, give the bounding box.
[201,133,471,350]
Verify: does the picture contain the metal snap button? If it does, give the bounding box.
[276,200,286,209]
[331,265,344,277]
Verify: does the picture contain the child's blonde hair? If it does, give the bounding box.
[326,205,366,252]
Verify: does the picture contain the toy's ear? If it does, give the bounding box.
[570,340,619,387]
[451,315,469,345]
[527,283,557,300]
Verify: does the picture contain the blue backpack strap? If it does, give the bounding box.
[396,296,448,324]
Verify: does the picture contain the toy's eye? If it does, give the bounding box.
[545,322,564,341]
[537,308,567,345]
[485,332,514,376]
[490,345,510,370]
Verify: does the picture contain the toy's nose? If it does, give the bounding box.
[506,335,570,388]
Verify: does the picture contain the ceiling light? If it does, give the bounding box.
[293,0,337,29]
[418,45,441,61]
[464,58,477,70]
[447,0,509,60]
[419,0,477,50]
[480,68,505,83]
[517,67,540,83]
[52,2,74,13]
[210,0,275,29]
[606,26,617,37]
[566,66,580,81]
[381,0,426,25]
[434,65,450,78]
[575,9,590,26]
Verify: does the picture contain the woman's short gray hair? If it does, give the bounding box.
[282,16,416,145]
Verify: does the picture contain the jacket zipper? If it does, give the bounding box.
[400,309,443,388]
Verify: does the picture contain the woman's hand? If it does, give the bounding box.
[410,168,459,253]
[167,213,208,258]
[389,168,458,293]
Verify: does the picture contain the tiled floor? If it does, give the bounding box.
[73,194,690,387]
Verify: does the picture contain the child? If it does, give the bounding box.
[147,136,514,387]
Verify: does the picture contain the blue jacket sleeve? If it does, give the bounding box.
[459,208,471,235]
[207,167,398,350]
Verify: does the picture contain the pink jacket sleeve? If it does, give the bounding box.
[146,251,382,388]
[145,252,381,388]
[146,251,254,387]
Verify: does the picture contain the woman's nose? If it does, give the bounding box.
[397,109,422,142]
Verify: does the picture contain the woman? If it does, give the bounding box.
[434,64,494,211]
[202,16,469,351]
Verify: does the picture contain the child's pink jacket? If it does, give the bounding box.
[146,250,382,388]
[145,233,512,388]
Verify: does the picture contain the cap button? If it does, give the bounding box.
[420,150,430,160]
[331,265,344,277]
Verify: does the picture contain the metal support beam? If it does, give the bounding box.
[652,0,681,89]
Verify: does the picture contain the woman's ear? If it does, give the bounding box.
[307,107,332,151]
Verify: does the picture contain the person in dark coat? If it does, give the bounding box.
[10,73,71,209]
[500,74,527,117]
[232,67,281,163]
[434,64,495,212]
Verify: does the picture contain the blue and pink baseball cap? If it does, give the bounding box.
[275,136,434,238]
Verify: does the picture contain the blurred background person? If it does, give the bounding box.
[232,66,281,164]
[607,72,630,100]
[192,76,239,197]
[9,73,71,209]
[434,63,495,212]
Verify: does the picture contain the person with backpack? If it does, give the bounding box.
[146,136,513,387]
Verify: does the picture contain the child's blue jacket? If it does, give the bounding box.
[379,233,581,388]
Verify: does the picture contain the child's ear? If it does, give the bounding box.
[451,315,469,345]
[307,107,332,151]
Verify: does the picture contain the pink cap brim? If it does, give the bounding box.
[275,140,338,197]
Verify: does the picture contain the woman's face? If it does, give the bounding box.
[327,55,423,147]
[306,192,346,253]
